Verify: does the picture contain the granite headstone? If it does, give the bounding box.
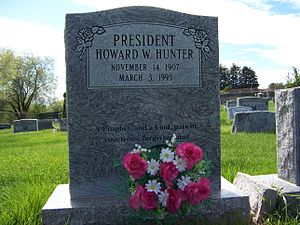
[65,6,220,201]
[276,87,300,186]
[0,124,11,129]
[38,119,55,130]
[237,96,268,110]
[227,106,252,120]
[13,119,38,133]
[225,99,237,109]
[232,111,275,133]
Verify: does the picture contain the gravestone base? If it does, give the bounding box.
[42,177,250,225]
[234,173,300,223]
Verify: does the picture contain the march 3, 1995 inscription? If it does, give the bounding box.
[75,23,211,87]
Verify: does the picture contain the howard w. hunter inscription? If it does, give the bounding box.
[75,23,211,88]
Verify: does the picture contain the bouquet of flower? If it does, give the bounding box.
[122,134,212,217]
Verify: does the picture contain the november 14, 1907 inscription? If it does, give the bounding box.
[75,23,211,88]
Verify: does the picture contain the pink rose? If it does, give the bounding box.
[129,185,143,210]
[122,153,147,179]
[177,189,188,202]
[160,162,179,187]
[176,142,203,170]
[166,189,182,213]
[184,178,211,205]
[140,187,157,210]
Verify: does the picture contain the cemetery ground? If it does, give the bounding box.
[0,102,298,224]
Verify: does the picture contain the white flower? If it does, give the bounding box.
[131,144,147,154]
[171,134,176,144]
[147,159,160,176]
[177,175,192,190]
[173,156,187,172]
[145,180,161,194]
[158,190,169,207]
[159,148,174,162]
[141,148,149,152]
[131,148,140,153]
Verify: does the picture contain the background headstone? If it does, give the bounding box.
[237,96,268,110]
[276,87,300,186]
[38,119,55,130]
[13,119,38,133]
[225,99,237,109]
[59,118,68,131]
[0,124,11,129]
[227,106,252,120]
[232,111,275,133]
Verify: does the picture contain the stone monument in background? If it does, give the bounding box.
[42,6,249,224]
[276,87,300,186]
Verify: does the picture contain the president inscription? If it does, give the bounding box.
[75,23,211,88]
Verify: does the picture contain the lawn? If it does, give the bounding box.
[0,102,297,224]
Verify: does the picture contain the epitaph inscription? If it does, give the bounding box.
[65,7,219,200]
[75,24,211,88]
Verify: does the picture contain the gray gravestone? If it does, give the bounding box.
[237,96,268,110]
[42,7,249,224]
[38,119,54,130]
[0,124,11,129]
[59,118,67,131]
[228,106,252,120]
[225,99,237,109]
[13,119,38,133]
[232,111,275,133]
[276,87,300,186]
[65,6,220,201]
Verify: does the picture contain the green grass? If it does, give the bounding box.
[0,102,297,224]
[0,129,68,224]
[220,105,277,182]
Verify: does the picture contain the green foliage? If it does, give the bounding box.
[0,48,57,119]
[220,63,259,90]
[268,82,285,90]
[47,98,63,113]
[61,92,67,118]
[286,67,300,88]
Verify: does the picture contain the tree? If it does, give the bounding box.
[268,82,284,90]
[47,98,63,112]
[240,66,259,88]
[219,63,259,90]
[219,64,230,90]
[229,64,241,89]
[0,49,57,119]
[286,67,300,88]
[61,92,67,118]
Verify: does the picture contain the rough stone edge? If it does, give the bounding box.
[234,172,300,223]
[42,177,250,225]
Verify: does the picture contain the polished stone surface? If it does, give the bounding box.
[237,96,268,110]
[65,6,220,200]
[232,111,275,133]
[13,119,38,133]
[227,106,252,120]
[225,99,237,109]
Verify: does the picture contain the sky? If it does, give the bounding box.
[0,0,300,99]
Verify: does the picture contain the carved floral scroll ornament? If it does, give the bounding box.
[75,26,106,59]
